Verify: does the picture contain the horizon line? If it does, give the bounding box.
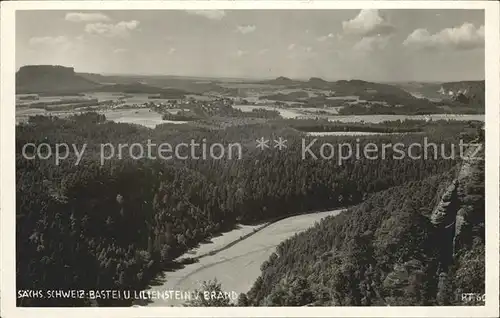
[16,64,486,84]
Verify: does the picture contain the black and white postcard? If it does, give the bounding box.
[1,1,499,317]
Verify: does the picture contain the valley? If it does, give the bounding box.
[9,6,491,315]
[14,65,486,308]
[15,65,485,129]
[142,209,344,307]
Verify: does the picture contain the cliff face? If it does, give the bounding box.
[439,81,484,95]
[438,81,485,107]
[428,135,484,301]
[430,142,484,250]
[430,180,459,227]
[16,65,101,94]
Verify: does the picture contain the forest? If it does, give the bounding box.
[243,150,485,306]
[16,112,484,306]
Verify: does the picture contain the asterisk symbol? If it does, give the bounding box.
[256,137,269,150]
[274,137,287,150]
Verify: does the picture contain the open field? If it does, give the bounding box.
[143,209,344,307]
[305,131,424,136]
[324,114,485,123]
[219,83,282,89]
[297,107,342,115]
[17,104,484,127]
[15,108,84,124]
[100,109,188,128]
[16,107,188,127]
[232,105,484,122]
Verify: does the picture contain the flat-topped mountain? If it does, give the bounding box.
[16,65,189,98]
[16,65,101,94]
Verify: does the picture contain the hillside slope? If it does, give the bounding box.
[442,81,485,109]
[440,81,484,98]
[93,83,189,97]
[397,81,484,103]
[260,77,417,100]
[258,77,445,114]
[243,138,484,306]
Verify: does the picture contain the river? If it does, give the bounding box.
[142,209,344,307]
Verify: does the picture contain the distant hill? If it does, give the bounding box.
[256,76,450,114]
[16,65,101,94]
[17,66,484,113]
[259,76,417,101]
[78,72,236,95]
[396,80,484,103]
[440,81,484,95]
[261,76,301,86]
[93,82,188,97]
[77,72,120,85]
[307,77,330,89]
[259,91,309,101]
[331,79,416,100]
[440,81,484,107]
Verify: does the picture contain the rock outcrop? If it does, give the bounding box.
[437,81,485,108]
[430,180,459,227]
[428,134,484,297]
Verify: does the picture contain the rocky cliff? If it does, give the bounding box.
[382,136,485,305]
[438,81,485,107]
[428,133,485,302]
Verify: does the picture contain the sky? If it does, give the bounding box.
[16,9,485,82]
